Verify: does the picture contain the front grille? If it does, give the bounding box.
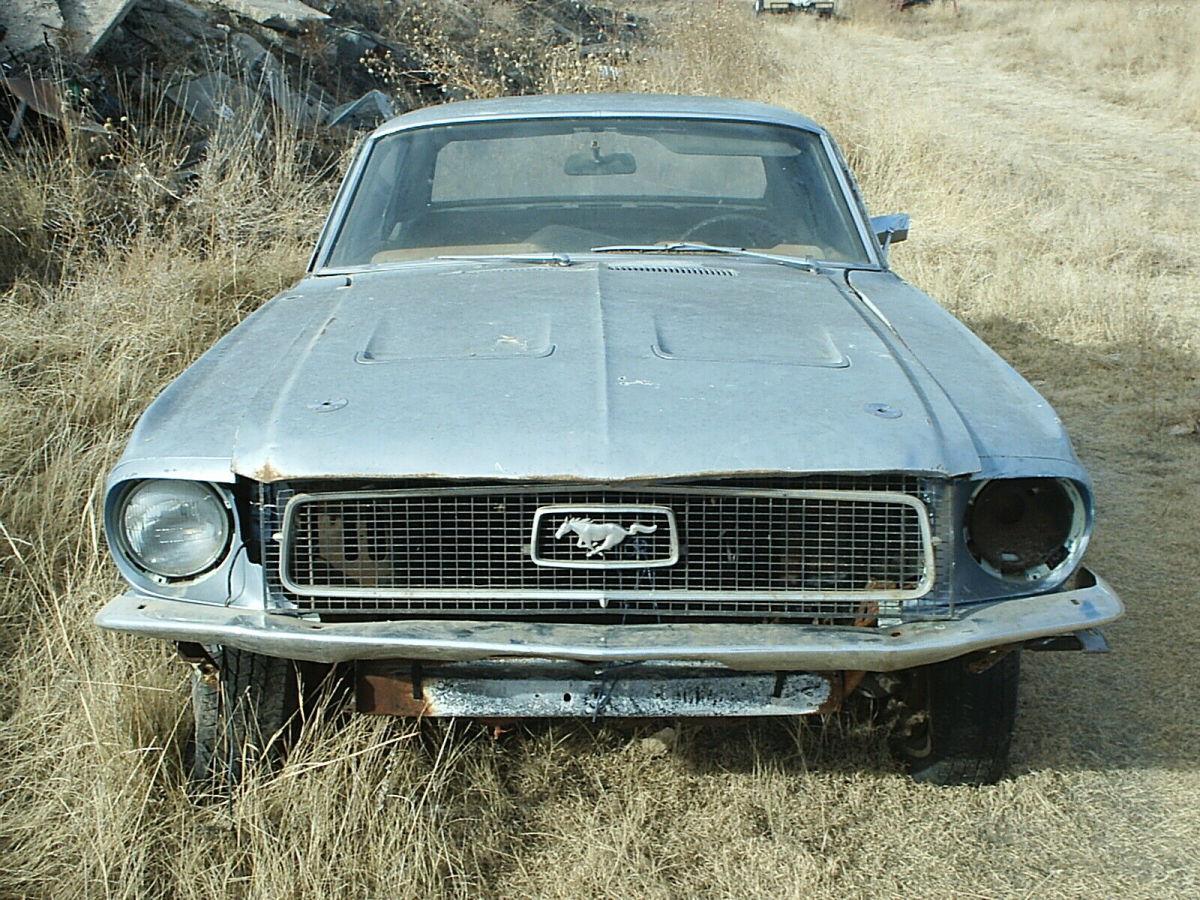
[261,478,952,620]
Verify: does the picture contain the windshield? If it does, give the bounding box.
[322,116,872,268]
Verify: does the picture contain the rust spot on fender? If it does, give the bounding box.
[251,462,286,483]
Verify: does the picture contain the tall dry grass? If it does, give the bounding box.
[840,0,1200,128]
[0,101,337,895]
[1,1,1199,897]
[765,1,1198,422]
[981,0,1200,128]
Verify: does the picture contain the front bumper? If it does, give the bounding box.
[95,568,1122,672]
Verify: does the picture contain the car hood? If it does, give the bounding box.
[120,259,1048,483]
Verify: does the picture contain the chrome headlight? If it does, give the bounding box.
[117,480,232,579]
[966,477,1088,584]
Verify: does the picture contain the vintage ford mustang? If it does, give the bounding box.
[96,94,1122,785]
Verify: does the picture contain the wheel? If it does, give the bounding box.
[680,213,786,248]
[889,650,1020,786]
[189,646,301,788]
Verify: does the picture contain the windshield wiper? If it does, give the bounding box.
[591,242,820,272]
[438,252,572,267]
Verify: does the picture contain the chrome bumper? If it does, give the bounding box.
[95,569,1122,672]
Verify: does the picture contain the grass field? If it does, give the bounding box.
[1,1,1198,897]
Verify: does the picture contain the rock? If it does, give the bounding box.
[215,0,330,33]
[327,25,382,69]
[1,0,651,154]
[2,74,64,141]
[230,31,271,73]
[118,0,227,53]
[636,727,677,758]
[0,0,63,59]
[164,72,248,125]
[58,0,137,55]
[326,88,392,129]
[1,75,64,121]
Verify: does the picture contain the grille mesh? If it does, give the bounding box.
[261,479,950,620]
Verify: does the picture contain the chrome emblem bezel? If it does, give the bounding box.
[531,504,679,569]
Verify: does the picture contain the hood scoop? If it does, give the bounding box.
[605,263,738,277]
[651,311,848,368]
[357,313,555,362]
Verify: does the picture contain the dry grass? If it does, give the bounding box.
[976,0,1200,128]
[840,0,1200,128]
[2,1,1199,897]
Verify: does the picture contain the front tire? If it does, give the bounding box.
[890,650,1020,786]
[189,647,300,788]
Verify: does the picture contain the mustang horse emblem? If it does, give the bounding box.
[554,517,658,557]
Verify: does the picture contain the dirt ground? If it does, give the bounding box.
[1,2,1198,898]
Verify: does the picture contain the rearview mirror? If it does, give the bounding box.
[564,150,637,176]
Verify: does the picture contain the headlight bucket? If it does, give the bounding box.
[115,479,232,580]
[965,477,1088,584]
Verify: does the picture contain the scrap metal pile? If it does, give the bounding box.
[0,0,643,142]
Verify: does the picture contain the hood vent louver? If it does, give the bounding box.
[605,263,738,277]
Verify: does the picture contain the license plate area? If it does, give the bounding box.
[355,659,839,718]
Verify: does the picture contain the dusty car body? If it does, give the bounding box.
[96,94,1121,785]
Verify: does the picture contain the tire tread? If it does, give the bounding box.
[188,647,299,788]
[897,650,1020,786]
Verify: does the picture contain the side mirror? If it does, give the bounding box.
[870,213,910,248]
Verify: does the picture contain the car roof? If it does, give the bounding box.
[370,93,827,138]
